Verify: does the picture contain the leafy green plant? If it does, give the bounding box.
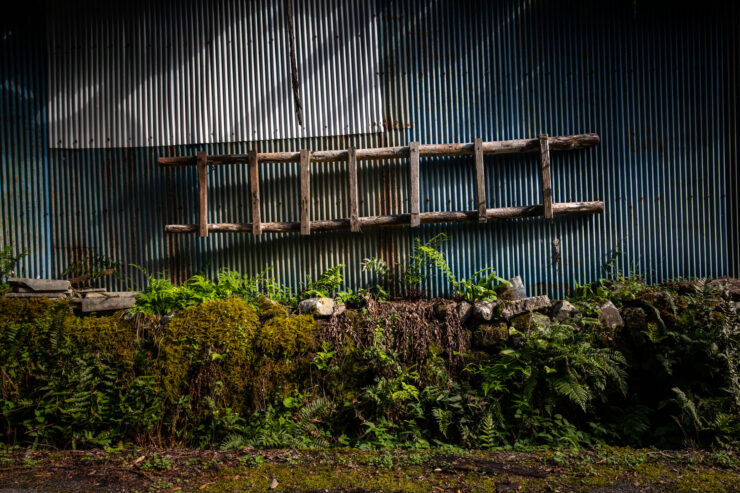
[131,267,296,316]
[141,453,173,471]
[404,234,454,292]
[455,267,510,303]
[300,265,345,299]
[477,323,627,448]
[361,257,391,301]
[63,254,123,288]
[0,245,28,293]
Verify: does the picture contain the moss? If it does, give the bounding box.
[0,297,69,343]
[252,313,319,403]
[510,312,551,335]
[159,298,321,412]
[257,295,290,320]
[160,298,260,407]
[63,312,138,365]
[257,314,317,356]
[0,298,70,372]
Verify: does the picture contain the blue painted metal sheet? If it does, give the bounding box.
[1,1,737,297]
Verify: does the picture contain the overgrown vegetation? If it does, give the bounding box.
[1,276,737,451]
[0,244,737,453]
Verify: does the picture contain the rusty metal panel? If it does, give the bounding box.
[1,1,738,297]
[46,0,383,149]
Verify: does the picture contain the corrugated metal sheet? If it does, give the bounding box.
[1,0,738,297]
[0,12,52,279]
[46,0,383,148]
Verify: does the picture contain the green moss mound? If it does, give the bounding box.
[160,298,260,408]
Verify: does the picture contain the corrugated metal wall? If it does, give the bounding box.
[46,0,383,148]
[0,11,52,279]
[1,0,738,297]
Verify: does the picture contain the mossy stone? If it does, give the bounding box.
[473,322,509,349]
[510,312,551,335]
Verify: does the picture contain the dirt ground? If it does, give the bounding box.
[0,447,738,492]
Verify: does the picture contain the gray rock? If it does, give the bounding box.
[497,295,552,320]
[510,312,551,335]
[298,297,337,317]
[551,300,582,322]
[473,301,497,321]
[456,301,474,323]
[473,322,509,349]
[597,300,624,330]
[500,276,527,300]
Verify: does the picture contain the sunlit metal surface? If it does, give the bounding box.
[46,0,383,148]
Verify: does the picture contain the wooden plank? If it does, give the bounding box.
[82,295,137,313]
[197,151,208,237]
[4,292,69,299]
[164,201,605,234]
[409,141,420,227]
[539,134,553,219]
[300,149,311,235]
[347,146,360,232]
[158,133,601,166]
[474,138,487,223]
[8,278,71,292]
[248,150,262,235]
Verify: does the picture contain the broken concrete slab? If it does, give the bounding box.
[497,295,552,320]
[8,278,71,292]
[551,300,582,322]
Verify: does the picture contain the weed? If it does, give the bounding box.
[140,453,173,471]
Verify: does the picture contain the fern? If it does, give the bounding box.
[478,413,497,449]
[554,377,591,411]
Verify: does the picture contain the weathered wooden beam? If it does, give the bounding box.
[409,141,420,227]
[539,134,553,219]
[347,146,360,232]
[300,149,311,235]
[248,150,262,235]
[4,292,69,299]
[158,133,600,167]
[8,278,71,292]
[81,293,137,312]
[474,138,487,223]
[197,151,208,237]
[165,201,604,234]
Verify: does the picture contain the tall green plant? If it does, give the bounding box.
[0,245,28,293]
